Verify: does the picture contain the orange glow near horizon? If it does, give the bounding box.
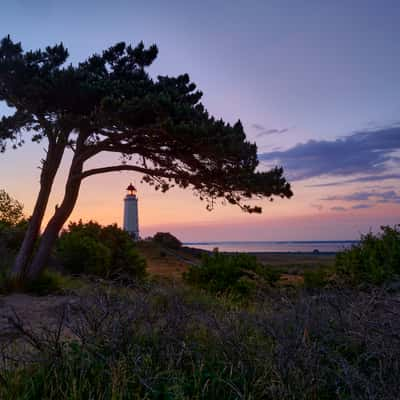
[1,143,399,242]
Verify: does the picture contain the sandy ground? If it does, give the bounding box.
[0,293,78,339]
[137,243,198,279]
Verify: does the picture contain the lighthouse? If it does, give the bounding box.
[123,183,139,240]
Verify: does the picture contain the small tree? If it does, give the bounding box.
[0,36,293,281]
[58,220,146,278]
[0,189,24,225]
[153,232,182,250]
[335,225,400,285]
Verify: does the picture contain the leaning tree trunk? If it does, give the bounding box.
[26,156,83,280]
[10,140,65,280]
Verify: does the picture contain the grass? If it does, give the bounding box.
[137,240,336,290]
[0,229,398,399]
[0,283,399,399]
[0,268,83,295]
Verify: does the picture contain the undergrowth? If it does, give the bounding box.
[183,252,280,300]
[0,284,399,399]
[0,269,81,295]
[336,224,400,285]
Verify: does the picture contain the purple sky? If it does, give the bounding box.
[1,1,399,240]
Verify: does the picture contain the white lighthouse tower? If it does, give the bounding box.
[123,183,139,240]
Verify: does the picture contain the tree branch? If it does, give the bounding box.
[81,165,180,180]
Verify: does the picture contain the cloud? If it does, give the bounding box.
[310,203,323,211]
[331,206,346,212]
[307,174,400,187]
[257,128,289,137]
[251,123,289,137]
[252,123,265,131]
[352,204,374,209]
[321,190,400,204]
[364,185,396,190]
[259,125,400,181]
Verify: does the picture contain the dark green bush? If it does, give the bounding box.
[0,268,76,295]
[335,224,400,285]
[58,233,112,276]
[183,252,279,298]
[57,221,146,279]
[0,220,28,253]
[0,189,24,226]
[153,232,182,249]
[303,269,328,288]
[0,220,28,275]
[24,270,75,296]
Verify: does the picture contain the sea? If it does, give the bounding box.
[184,241,358,253]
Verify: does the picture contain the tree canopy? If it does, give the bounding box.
[0,35,292,279]
[0,189,24,225]
[0,36,292,213]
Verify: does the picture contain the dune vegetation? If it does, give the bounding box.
[0,191,399,399]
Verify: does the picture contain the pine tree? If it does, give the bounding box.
[0,36,292,280]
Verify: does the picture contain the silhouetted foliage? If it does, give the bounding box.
[0,35,292,280]
[303,268,329,288]
[23,270,73,296]
[0,189,24,225]
[153,232,182,249]
[57,221,146,278]
[184,252,279,298]
[0,190,27,271]
[0,35,292,212]
[0,220,27,253]
[335,224,400,285]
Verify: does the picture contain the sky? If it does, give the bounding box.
[0,0,399,241]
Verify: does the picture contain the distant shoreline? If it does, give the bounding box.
[182,240,359,246]
[184,247,338,255]
[225,251,338,255]
[184,241,358,245]
[184,241,357,254]
[181,246,337,267]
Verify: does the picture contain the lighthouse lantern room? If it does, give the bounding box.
[123,183,139,240]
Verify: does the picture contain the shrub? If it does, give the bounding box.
[0,191,27,280]
[0,220,28,252]
[0,220,28,274]
[58,233,112,276]
[1,286,400,399]
[335,224,400,285]
[100,224,146,277]
[57,221,146,279]
[153,232,182,249]
[0,189,24,225]
[183,252,279,298]
[303,268,328,288]
[25,270,76,295]
[0,269,77,295]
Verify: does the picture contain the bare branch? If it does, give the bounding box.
[81,165,180,180]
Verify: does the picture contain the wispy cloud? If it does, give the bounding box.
[321,190,400,204]
[257,128,289,137]
[331,206,346,212]
[310,203,323,211]
[259,125,400,181]
[352,204,374,209]
[251,123,289,137]
[307,175,400,188]
[252,123,265,131]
